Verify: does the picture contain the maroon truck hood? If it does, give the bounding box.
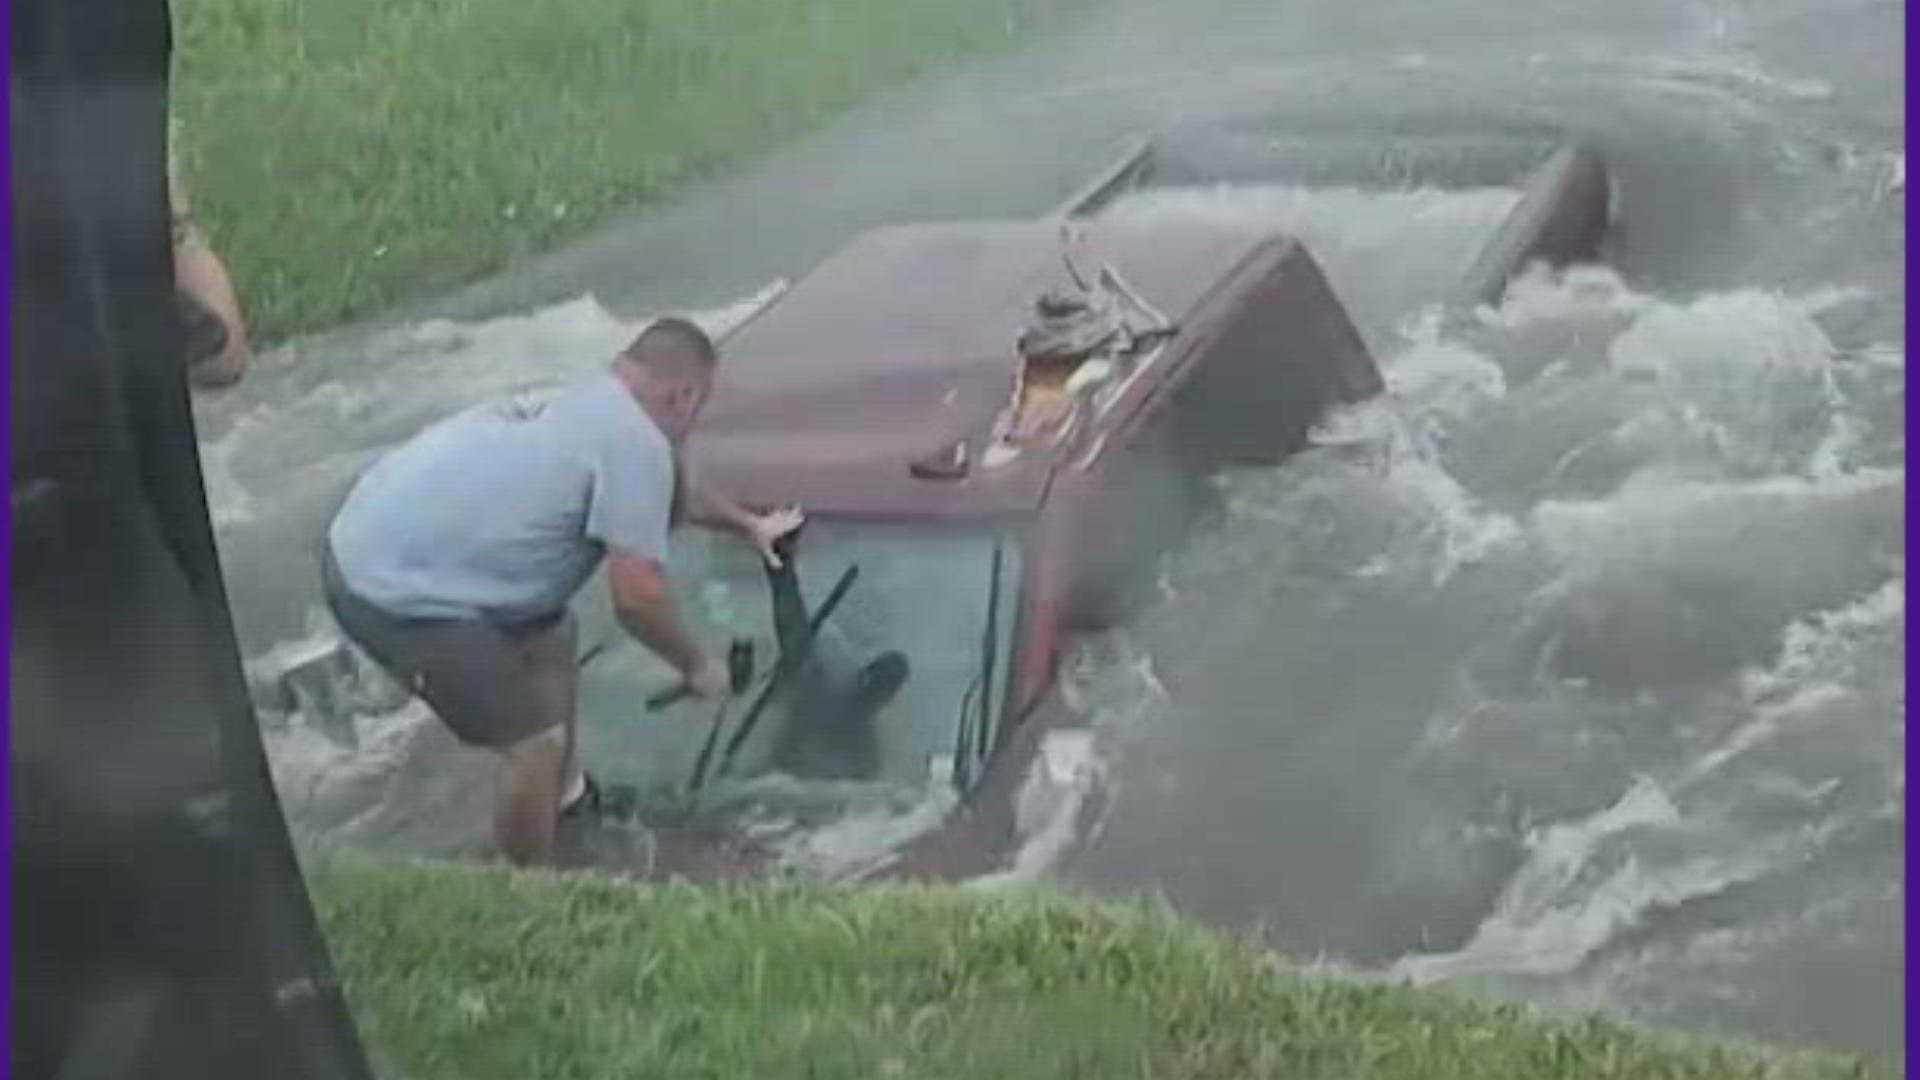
[687,217,1286,519]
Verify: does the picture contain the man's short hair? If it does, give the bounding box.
[623,316,716,374]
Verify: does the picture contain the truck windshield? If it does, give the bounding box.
[573,520,1022,814]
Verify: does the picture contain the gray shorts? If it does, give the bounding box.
[321,549,572,749]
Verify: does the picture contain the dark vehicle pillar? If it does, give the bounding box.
[12,0,378,1076]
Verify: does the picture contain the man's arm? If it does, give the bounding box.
[676,456,752,533]
[581,418,723,695]
[175,223,253,388]
[676,457,803,565]
[606,548,718,692]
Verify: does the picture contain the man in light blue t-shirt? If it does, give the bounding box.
[322,318,799,866]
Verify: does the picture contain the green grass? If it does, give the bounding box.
[169,0,1095,340]
[308,853,1876,1080]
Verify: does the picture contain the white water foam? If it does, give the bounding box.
[1689,574,1909,785]
[1298,336,1524,587]
[1393,574,1903,985]
[268,699,498,856]
[1099,183,1522,340]
[969,633,1168,888]
[1474,263,1654,331]
[1530,467,1903,576]
[1391,776,1843,983]
[1607,289,1845,475]
[729,775,962,881]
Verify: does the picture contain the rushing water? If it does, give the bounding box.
[195,0,1904,1065]
[1063,258,1904,1060]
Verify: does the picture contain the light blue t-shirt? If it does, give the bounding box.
[328,374,676,622]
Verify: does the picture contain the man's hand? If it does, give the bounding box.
[745,506,806,568]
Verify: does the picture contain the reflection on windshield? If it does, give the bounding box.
[574,521,1021,815]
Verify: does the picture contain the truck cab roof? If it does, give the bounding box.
[687,216,1297,519]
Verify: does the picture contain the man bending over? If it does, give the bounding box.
[322,318,797,865]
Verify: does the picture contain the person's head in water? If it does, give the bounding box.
[613,317,717,443]
[769,650,911,783]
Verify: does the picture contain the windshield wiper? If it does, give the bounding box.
[952,542,1005,792]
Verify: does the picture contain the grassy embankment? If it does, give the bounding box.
[170,0,1097,339]
[311,854,1877,1080]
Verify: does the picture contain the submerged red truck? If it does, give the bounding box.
[568,212,1382,873]
[566,124,1610,879]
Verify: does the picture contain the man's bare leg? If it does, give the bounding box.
[495,726,567,865]
[528,615,585,810]
[491,617,580,866]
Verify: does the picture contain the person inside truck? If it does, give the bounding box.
[761,546,910,784]
[321,317,802,866]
